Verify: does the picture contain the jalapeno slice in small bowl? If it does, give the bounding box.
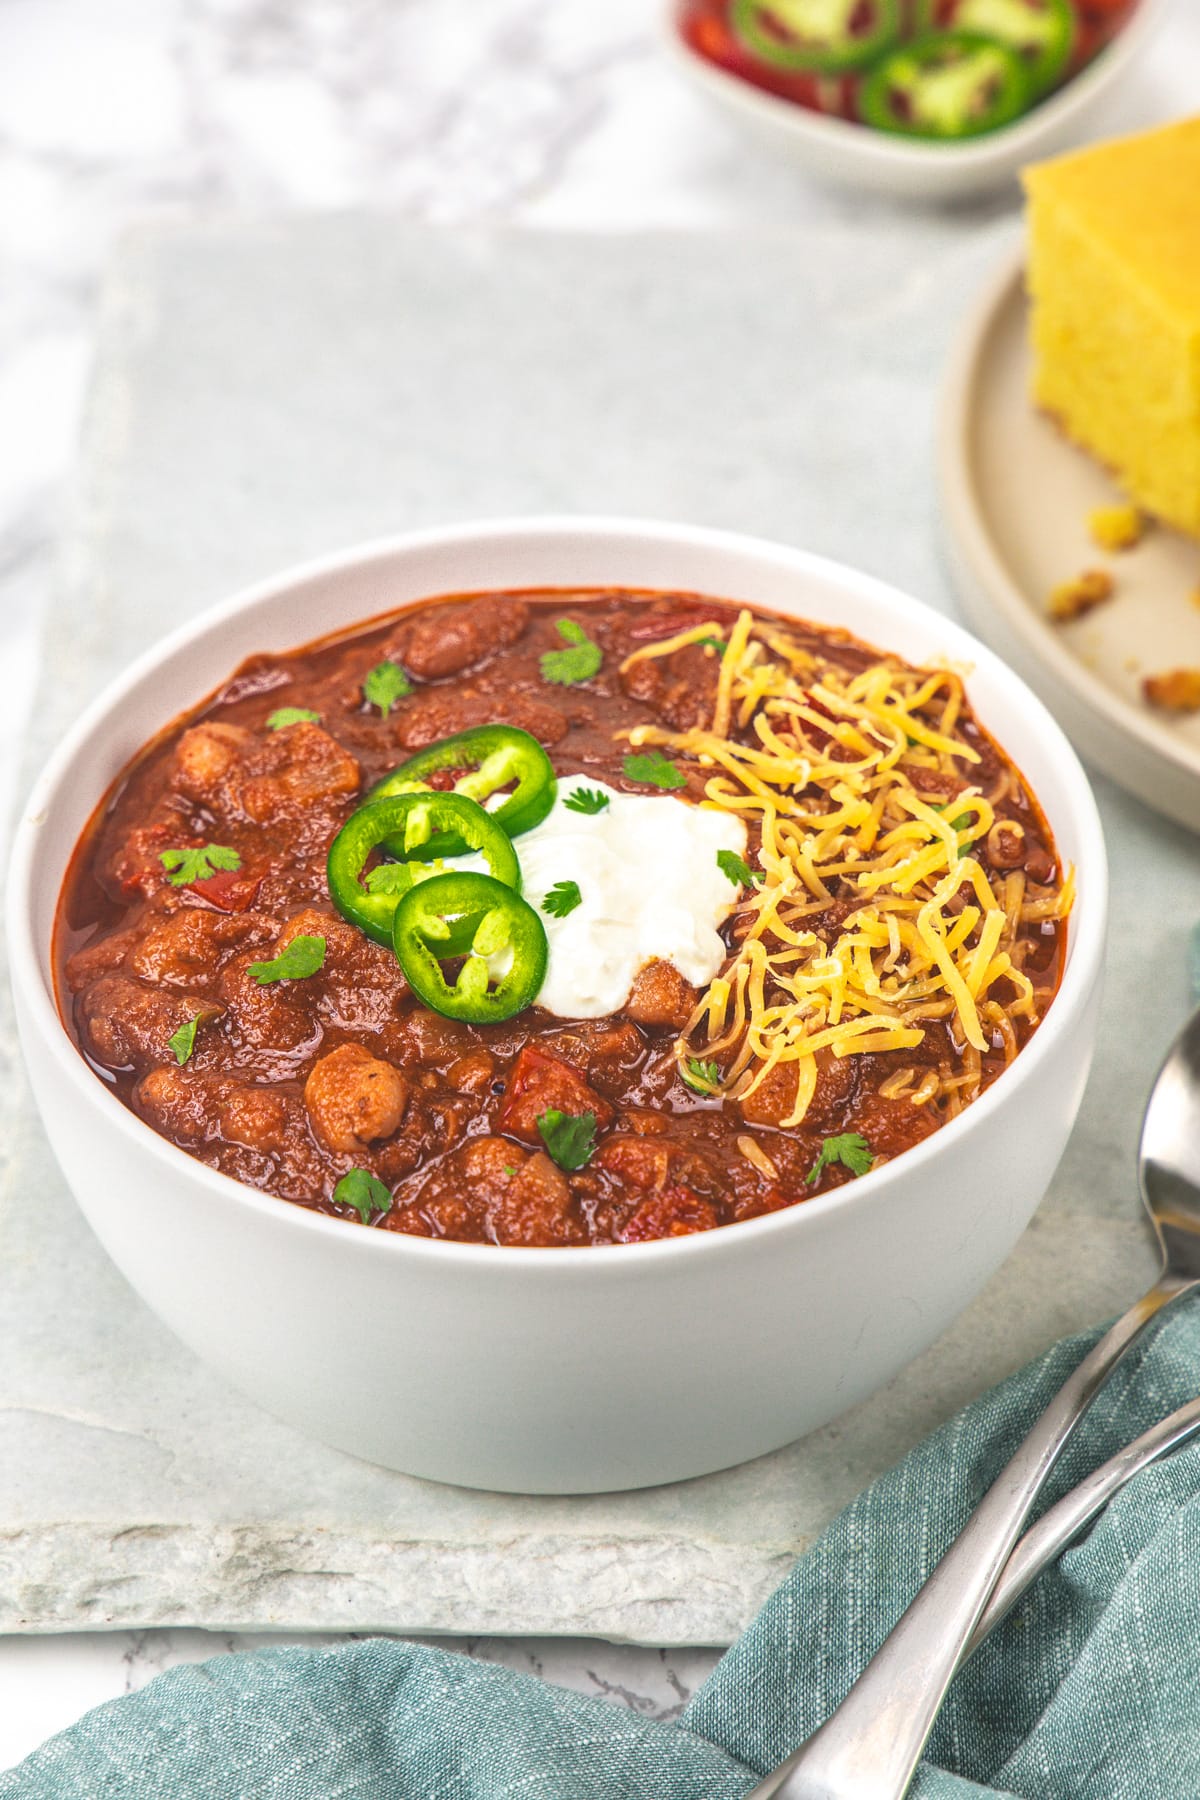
[731,0,901,73]
[327,791,520,947]
[393,870,549,1024]
[917,0,1076,95]
[369,724,556,860]
[859,30,1031,138]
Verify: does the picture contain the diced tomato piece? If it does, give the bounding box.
[620,1184,719,1243]
[109,823,179,897]
[498,1046,615,1143]
[624,609,716,642]
[182,866,263,913]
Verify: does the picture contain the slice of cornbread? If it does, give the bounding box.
[1024,117,1200,539]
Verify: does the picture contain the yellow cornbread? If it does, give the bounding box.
[1024,118,1200,539]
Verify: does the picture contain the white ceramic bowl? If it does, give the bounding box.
[665,0,1171,200]
[8,518,1107,1494]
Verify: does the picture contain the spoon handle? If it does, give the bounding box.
[748,1273,1191,1800]
[968,1384,1200,1653]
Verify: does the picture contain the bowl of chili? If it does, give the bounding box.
[668,0,1170,199]
[7,517,1107,1493]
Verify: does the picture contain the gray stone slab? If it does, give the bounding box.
[2,216,1197,1643]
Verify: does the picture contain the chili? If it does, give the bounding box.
[393,871,549,1024]
[326,792,520,947]
[859,30,1030,137]
[917,0,1076,93]
[731,0,901,71]
[370,724,556,860]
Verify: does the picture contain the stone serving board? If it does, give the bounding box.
[2,216,1197,1643]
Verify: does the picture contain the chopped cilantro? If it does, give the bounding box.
[158,843,242,887]
[717,848,761,888]
[266,706,320,730]
[363,659,413,716]
[681,1057,721,1095]
[168,1015,201,1066]
[539,618,602,687]
[542,880,582,920]
[364,862,418,896]
[247,934,327,985]
[563,786,609,816]
[364,859,444,896]
[334,1166,392,1224]
[622,750,686,791]
[503,1164,516,1177]
[697,635,726,656]
[806,1133,875,1187]
[537,1108,597,1171]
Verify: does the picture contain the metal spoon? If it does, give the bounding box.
[750,1005,1200,1800]
[969,1385,1200,1653]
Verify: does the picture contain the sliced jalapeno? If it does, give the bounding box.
[393,871,548,1024]
[731,0,901,73]
[327,792,520,947]
[370,724,556,859]
[917,0,1075,93]
[859,31,1031,138]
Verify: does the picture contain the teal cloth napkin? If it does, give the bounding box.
[7,1306,1200,1800]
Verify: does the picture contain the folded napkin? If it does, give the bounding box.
[6,1306,1200,1800]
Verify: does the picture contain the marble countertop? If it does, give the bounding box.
[1,0,1198,1774]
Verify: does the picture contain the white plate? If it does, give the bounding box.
[665,0,1171,200]
[939,246,1200,833]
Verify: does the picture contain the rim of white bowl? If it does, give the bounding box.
[664,0,1171,172]
[8,515,1108,1275]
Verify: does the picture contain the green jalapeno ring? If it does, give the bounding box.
[916,0,1075,95]
[393,870,549,1024]
[369,724,557,860]
[327,792,520,948]
[731,0,901,73]
[859,31,1031,139]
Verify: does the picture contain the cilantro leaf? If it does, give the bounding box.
[681,1057,721,1095]
[806,1132,875,1187]
[697,635,726,656]
[159,843,242,887]
[537,1108,597,1171]
[334,1166,392,1224]
[247,934,327,985]
[717,848,761,888]
[622,750,686,791]
[168,1015,201,1066]
[363,659,413,716]
[563,786,610,816]
[540,618,602,687]
[362,855,445,896]
[542,880,582,920]
[364,862,418,896]
[266,706,321,730]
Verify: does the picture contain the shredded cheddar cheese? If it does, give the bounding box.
[618,610,1073,1128]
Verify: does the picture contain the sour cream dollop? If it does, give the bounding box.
[488,778,749,1020]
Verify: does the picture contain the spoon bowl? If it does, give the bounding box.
[1139,1008,1200,1280]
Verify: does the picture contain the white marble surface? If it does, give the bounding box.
[1,0,1198,1776]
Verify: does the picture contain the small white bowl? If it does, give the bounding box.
[8,518,1107,1494]
[665,0,1171,200]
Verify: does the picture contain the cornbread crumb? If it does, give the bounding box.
[1088,504,1145,552]
[1048,569,1114,622]
[1143,668,1200,713]
[1123,655,1142,674]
